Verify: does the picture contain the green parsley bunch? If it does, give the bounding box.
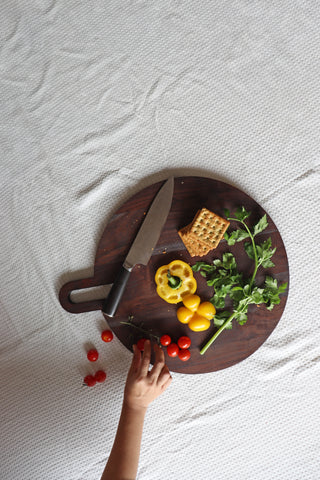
[192,207,287,355]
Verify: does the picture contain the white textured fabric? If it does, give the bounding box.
[1,1,320,479]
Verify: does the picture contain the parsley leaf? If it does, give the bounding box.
[234,206,251,222]
[214,311,233,329]
[244,242,254,260]
[263,276,288,310]
[256,238,276,269]
[225,228,250,246]
[253,214,268,236]
[194,254,243,310]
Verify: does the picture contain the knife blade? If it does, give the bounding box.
[102,177,174,317]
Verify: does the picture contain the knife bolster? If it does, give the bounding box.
[123,259,133,271]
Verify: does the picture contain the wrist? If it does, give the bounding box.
[122,399,148,416]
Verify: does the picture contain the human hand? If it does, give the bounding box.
[124,340,172,412]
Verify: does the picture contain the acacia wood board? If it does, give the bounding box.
[59,176,289,374]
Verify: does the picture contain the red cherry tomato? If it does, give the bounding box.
[94,370,107,383]
[84,375,96,387]
[101,330,113,342]
[137,338,147,351]
[177,336,191,350]
[160,334,171,346]
[167,343,179,357]
[87,349,99,362]
[178,349,191,361]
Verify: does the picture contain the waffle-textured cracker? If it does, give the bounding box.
[188,208,230,249]
[178,225,211,257]
[178,208,230,257]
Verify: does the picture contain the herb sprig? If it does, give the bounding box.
[192,207,287,355]
[120,320,160,343]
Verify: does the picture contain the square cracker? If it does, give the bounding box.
[178,207,229,257]
[188,208,230,249]
[178,226,211,257]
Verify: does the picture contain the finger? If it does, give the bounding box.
[160,370,173,391]
[129,344,141,373]
[149,344,165,379]
[140,339,151,377]
[157,364,172,387]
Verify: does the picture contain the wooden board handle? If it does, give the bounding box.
[59,277,105,313]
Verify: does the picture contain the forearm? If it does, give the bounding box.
[101,401,147,480]
[101,341,172,479]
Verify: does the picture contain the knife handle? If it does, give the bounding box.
[102,265,131,317]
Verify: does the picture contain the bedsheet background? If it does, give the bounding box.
[1,1,320,479]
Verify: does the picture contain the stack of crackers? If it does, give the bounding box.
[178,207,230,257]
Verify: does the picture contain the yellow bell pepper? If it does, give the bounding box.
[177,294,216,332]
[155,260,197,304]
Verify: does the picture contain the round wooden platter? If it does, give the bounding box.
[59,176,289,374]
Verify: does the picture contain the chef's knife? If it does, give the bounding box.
[102,177,174,317]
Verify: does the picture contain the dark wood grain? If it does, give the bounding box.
[59,176,289,374]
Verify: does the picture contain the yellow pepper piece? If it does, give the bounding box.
[188,314,211,332]
[177,298,216,332]
[177,306,194,324]
[182,294,201,312]
[196,302,216,320]
[155,260,197,304]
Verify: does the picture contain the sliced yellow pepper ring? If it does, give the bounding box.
[155,260,197,304]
